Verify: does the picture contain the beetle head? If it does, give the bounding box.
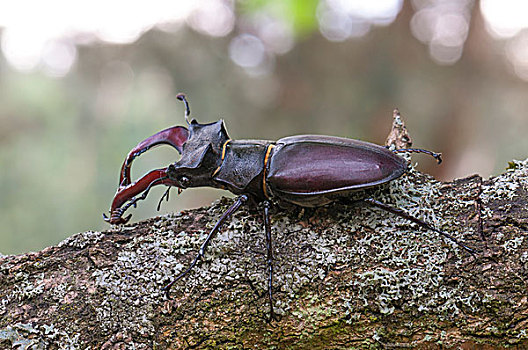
[104,94,231,224]
[166,118,229,189]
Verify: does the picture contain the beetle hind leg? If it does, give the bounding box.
[363,198,477,255]
[393,148,442,164]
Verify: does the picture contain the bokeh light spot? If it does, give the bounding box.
[481,0,528,39]
[188,0,235,37]
[506,32,528,81]
[41,40,77,77]
[317,0,402,41]
[1,28,47,72]
[410,0,472,65]
[229,34,267,68]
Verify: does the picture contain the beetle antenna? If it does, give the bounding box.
[393,148,442,164]
[176,93,191,124]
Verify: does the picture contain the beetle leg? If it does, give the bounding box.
[263,200,281,322]
[157,187,172,211]
[363,198,477,255]
[393,148,442,164]
[163,194,249,298]
[119,126,189,187]
[104,168,179,224]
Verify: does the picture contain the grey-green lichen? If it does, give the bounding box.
[1,158,528,348]
[482,159,528,204]
[0,322,79,350]
[58,230,104,250]
[328,167,476,319]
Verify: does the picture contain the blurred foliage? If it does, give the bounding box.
[239,0,319,36]
[1,1,528,255]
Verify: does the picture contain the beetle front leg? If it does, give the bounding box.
[363,198,477,255]
[263,200,280,322]
[163,194,249,298]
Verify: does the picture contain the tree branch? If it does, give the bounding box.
[1,114,528,349]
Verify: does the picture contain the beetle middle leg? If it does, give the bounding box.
[262,200,281,322]
[163,194,249,297]
[362,198,477,255]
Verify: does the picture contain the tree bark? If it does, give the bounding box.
[1,115,528,349]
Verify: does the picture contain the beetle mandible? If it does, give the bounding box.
[104,94,475,321]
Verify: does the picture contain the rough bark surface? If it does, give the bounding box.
[1,116,528,349]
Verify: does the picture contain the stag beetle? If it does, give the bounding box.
[104,94,475,321]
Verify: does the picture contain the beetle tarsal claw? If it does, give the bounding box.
[266,312,282,324]
[121,214,132,224]
[433,152,443,164]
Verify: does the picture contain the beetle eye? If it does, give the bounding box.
[179,176,190,188]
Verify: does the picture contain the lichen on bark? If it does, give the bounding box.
[1,114,528,349]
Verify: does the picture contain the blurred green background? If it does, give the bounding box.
[1,0,527,254]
